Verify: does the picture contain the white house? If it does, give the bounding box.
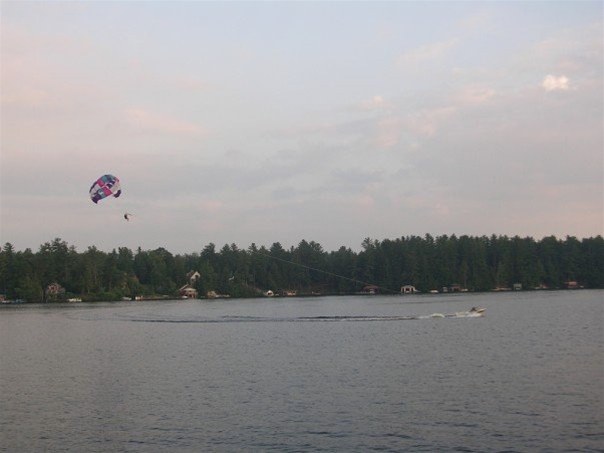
[179,284,198,299]
[400,285,419,294]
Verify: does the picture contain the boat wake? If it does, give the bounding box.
[421,307,486,319]
[125,308,485,324]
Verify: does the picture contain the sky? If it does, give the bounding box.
[1,1,602,254]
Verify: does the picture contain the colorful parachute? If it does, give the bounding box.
[89,174,121,204]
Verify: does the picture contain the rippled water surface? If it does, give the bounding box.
[1,291,602,452]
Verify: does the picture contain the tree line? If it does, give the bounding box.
[0,234,602,302]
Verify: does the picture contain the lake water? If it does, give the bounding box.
[1,290,602,452]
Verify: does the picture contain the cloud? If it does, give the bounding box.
[359,95,389,111]
[371,105,458,149]
[455,86,496,105]
[406,106,457,138]
[457,11,492,32]
[122,108,204,136]
[375,116,405,148]
[542,74,570,91]
[398,38,459,67]
[356,194,375,209]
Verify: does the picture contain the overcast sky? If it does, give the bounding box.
[1,1,602,253]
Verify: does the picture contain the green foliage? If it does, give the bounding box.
[0,235,602,302]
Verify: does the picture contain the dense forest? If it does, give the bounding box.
[0,235,602,302]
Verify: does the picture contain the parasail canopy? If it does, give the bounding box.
[90,174,121,204]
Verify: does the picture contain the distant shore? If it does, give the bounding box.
[1,235,602,303]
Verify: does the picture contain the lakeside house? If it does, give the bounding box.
[564,281,582,289]
[46,282,65,295]
[45,282,65,301]
[178,270,201,299]
[362,285,380,294]
[206,290,230,299]
[186,271,201,284]
[400,285,419,294]
[179,284,198,299]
